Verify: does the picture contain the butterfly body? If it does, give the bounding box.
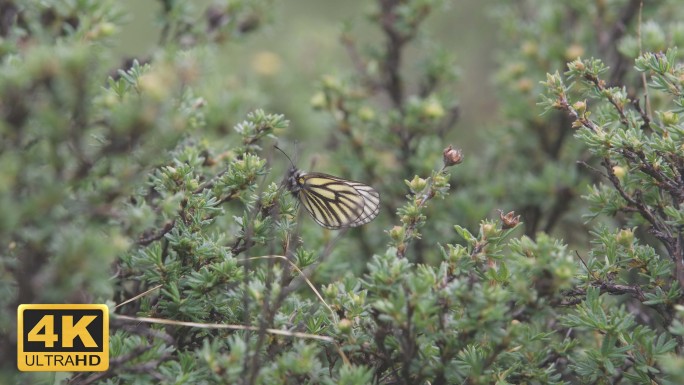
[284,166,380,229]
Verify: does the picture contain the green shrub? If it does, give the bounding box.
[1,1,683,384]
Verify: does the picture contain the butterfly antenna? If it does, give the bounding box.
[274,144,296,168]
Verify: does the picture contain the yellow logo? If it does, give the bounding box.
[17,304,109,371]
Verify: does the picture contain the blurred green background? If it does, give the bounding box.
[117,0,498,151]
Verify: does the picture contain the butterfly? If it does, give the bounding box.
[275,146,380,229]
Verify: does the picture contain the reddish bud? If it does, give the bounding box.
[498,210,521,230]
[443,145,463,167]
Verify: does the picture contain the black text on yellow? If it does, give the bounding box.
[17,304,109,371]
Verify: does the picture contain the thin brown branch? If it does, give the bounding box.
[607,0,643,84]
[137,219,175,246]
[628,149,684,201]
[675,235,684,293]
[543,186,574,234]
[556,93,601,132]
[632,98,652,130]
[341,35,381,91]
[559,281,645,303]
[378,0,407,109]
[582,72,628,125]
[602,158,675,247]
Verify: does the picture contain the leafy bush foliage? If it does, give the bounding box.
[1,1,684,384]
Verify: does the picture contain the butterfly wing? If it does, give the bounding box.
[298,173,380,229]
[345,181,380,227]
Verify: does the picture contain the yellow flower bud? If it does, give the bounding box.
[310,92,327,109]
[337,318,353,334]
[612,166,626,180]
[521,41,538,57]
[516,78,534,93]
[321,75,341,90]
[252,51,282,77]
[481,223,496,238]
[357,106,375,121]
[388,226,405,242]
[661,111,679,126]
[422,98,445,119]
[407,176,428,193]
[573,100,587,113]
[564,44,585,61]
[616,228,634,247]
[138,72,169,101]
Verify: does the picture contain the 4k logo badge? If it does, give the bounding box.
[17,304,109,371]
